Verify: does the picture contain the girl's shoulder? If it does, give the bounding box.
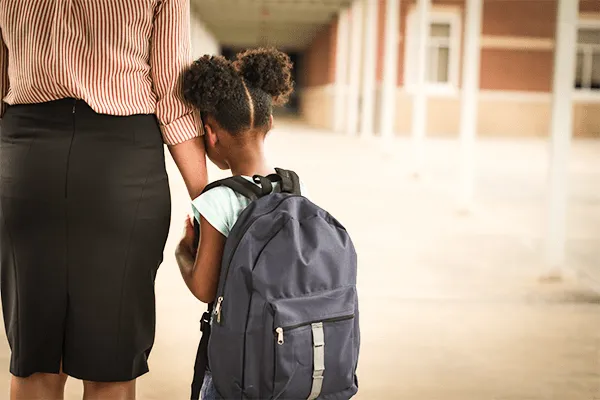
[191,176,309,237]
[191,185,251,237]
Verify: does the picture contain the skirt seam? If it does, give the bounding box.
[114,172,150,375]
[0,201,21,375]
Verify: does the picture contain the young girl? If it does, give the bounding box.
[174,48,306,399]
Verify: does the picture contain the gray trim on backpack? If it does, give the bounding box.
[307,322,325,400]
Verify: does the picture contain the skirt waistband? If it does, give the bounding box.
[2,98,163,147]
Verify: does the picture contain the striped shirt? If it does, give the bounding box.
[0,0,201,145]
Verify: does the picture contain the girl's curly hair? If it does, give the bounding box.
[183,47,294,135]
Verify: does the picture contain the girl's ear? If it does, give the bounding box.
[269,114,274,131]
[204,123,218,147]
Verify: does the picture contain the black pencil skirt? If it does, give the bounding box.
[0,99,171,381]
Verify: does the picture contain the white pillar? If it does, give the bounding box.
[411,0,431,175]
[380,0,401,145]
[346,0,363,136]
[333,8,350,133]
[359,0,378,138]
[457,0,483,212]
[544,0,578,277]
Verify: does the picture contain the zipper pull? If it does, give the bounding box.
[214,296,224,324]
[275,327,284,345]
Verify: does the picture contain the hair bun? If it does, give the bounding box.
[183,55,245,113]
[234,48,294,105]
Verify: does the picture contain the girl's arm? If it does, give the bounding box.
[176,216,226,303]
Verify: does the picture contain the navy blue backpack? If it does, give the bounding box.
[191,168,359,400]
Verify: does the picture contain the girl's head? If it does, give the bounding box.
[183,48,294,170]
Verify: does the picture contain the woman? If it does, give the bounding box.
[0,1,207,399]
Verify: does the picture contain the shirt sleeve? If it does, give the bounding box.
[191,188,237,238]
[150,0,202,145]
[0,30,9,119]
[299,181,310,198]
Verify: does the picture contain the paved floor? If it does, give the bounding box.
[1,123,599,399]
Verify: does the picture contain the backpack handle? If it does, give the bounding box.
[272,168,301,195]
[200,169,301,201]
[252,175,274,196]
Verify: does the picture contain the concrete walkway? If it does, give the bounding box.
[1,123,599,399]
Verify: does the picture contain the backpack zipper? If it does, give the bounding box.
[274,314,355,345]
[213,195,303,325]
[214,296,224,324]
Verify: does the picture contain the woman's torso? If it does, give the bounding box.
[0,0,160,116]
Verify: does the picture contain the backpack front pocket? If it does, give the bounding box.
[270,287,358,400]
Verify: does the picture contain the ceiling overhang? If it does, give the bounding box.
[192,0,352,50]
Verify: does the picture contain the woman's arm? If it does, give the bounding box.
[150,0,207,198]
[176,216,226,303]
[168,137,208,199]
[0,30,9,118]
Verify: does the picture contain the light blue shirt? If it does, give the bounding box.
[192,176,308,237]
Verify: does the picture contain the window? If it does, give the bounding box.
[405,9,461,94]
[575,23,600,92]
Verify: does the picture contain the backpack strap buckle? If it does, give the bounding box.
[200,311,211,332]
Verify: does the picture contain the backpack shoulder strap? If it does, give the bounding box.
[190,176,268,399]
[273,168,301,195]
[190,303,212,399]
[201,176,263,200]
[193,176,264,248]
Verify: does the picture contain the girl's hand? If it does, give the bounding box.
[176,214,226,303]
[177,215,197,261]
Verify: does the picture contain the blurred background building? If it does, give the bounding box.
[189,0,599,138]
[188,0,599,278]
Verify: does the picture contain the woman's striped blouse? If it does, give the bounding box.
[0,0,201,145]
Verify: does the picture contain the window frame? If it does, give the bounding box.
[574,19,600,100]
[403,8,462,96]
